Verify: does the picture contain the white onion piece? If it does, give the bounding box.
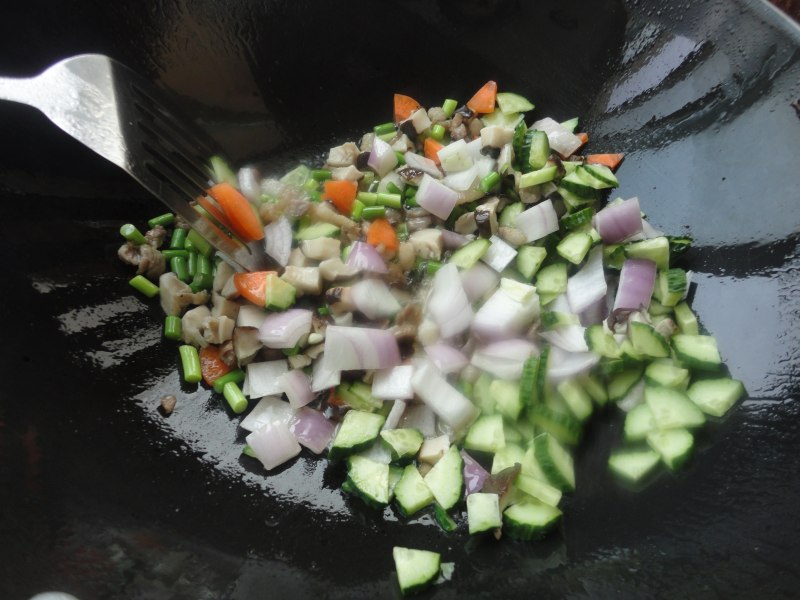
[465,138,484,163]
[416,174,459,220]
[411,360,478,431]
[240,396,294,432]
[546,346,599,382]
[425,343,469,374]
[617,379,646,412]
[311,353,341,392]
[497,143,513,174]
[579,295,609,326]
[473,279,540,340]
[461,450,489,495]
[377,171,405,194]
[539,324,589,353]
[614,259,657,311]
[441,165,479,192]
[372,365,415,400]
[409,107,432,133]
[474,156,497,178]
[263,216,293,267]
[238,167,261,202]
[567,247,607,314]
[352,278,402,320]
[471,339,538,379]
[246,422,301,470]
[324,326,401,371]
[247,360,289,398]
[237,304,268,329]
[441,229,470,249]
[481,235,517,272]
[278,369,314,408]
[398,402,437,438]
[437,139,473,174]
[595,197,643,244]
[368,136,398,177]
[515,199,559,242]
[382,400,407,431]
[404,152,442,178]
[426,263,473,339]
[346,241,388,274]
[530,117,583,157]
[640,218,664,239]
[289,408,336,454]
[460,263,500,302]
[549,293,573,314]
[258,309,313,348]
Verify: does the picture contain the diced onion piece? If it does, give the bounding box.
[515,199,559,242]
[278,368,314,408]
[481,235,517,272]
[368,136,398,177]
[595,197,643,244]
[411,360,478,431]
[442,165,479,192]
[324,326,401,371]
[311,353,341,392]
[614,259,657,311]
[238,167,261,203]
[382,400,407,431]
[346,241,388,274]
[240,396,294,432]
[546,346,599,382]
[352,278,402,320]
[567,247,607,314]
[263,216,293,267]
[441,229,470,249]
[473,278,540,340]
[372,365,415,400]
[471,339,538,379]
[426,263,473,339]
[530,117,583,157]
[289,408,336,454]
[258,309,313,349]
[398,402,437,438]
[237,304,268,328]
[437,139,474,174]
[539,325,589,353]
[246,422,301,470]
[246,360,289,398]
[461,450,490,495]
[416,174,459,220]
[465,138,484,163]
[460,263,500,302]
[424,343,469,374]
[474,156,496,178]
[404,152,442,178]
[408,108,432,133]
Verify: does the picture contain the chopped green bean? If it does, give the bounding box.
[394,151,406,166]
[212,369,246,394]
[147,212,175,228]
[386,181,402,195]
[360,171,375,190]
[356,192,378,206]
[120,223,146,245]
[187,251,198,278]
[223,381,248,414]
[311,169,332,181]
[164,315,182,341]
[374,122,396,136]
[171,256,190,283]
[129,275,159,298]
[396,222,409,241]
[197,254,212,276]
[426,260,443,276]
[161,249,188,260]
[178,345,202,384]
[184,237,195,253]
[377,132,395,142]
[308,190,322,202]
[302,178,319,192]
[430,123,446,141]
[377,192,402,209]
[189,272,213,293]
[442,98,458,118]
[351,199,365,220]
[169,228,187,250]
[362,205,386,220]
[480,171,502,193]
[242,445,257,458]
[186,229,214,257]
[317,306,331,316]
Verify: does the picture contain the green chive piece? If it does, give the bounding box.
[242,445,257,458]
[164,315,182,341]
[178,345,202,384]
[120,223,146,245]
[442,98,458,118]
[223,381,249,414]
[189,272,214,293]
[161,249,188,260]
[129,275,159,298]
[212,369,246,394]
[308,190,322,202]
[351,199,365,220]
[311,169,332,181]
[360,171,375,190]
[374,122,396,136]
[317,306,331,316]
[187,251,198,278]
[171,256,190,283]
[396,222,409,241]
[147,213,175,228]
[386,181,402,195]
[480,171,502,193]
[395,151,406,166]
[169,228,187,250]
[186,229,214,257]
[404,186,418,207]
[377,132,395,142]
[282,344,302,357]
[197,254,212,276]
[357,192,378,206]
[430,123,446,141]
[426,260,443,276]
[184,237,195,253]
[377,192,402,209]
[362,205,386,220]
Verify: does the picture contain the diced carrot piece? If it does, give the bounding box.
[208,183,264,242]
[585,153,625,171]
[322,180,358,215]
[366,218,399,253]
[424,138,443,165]
[234,271,276,306]
[200,345,232,387]
[196,195,236,232]
[466,80,497,114]
[576,132,589,146]
[394,93,422,122]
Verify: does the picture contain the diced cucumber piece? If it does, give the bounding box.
[645,386,706,429]
[525,130,551,171]
[467,492,502,534]
[560,117,579,132]
[585,325,621,358]
[520,350,548,408]
[557,379,593,422]
[529,405,582,446]
[503,500,562,541]
[337,381,383,412]
[496,92,535,113]
[515,474,563,507]
[648,298,674,317]
[473,373,496,414]
[687,377,745,417]
[624,403,657,442]
[519,165,558,188]
[603,243,626,269]
[465,414,506,454]
[433,503,458,533]
[346,455,390,508]
[561,161,580,175]
[580,164,619,188]
[644,359,690,389]
[266,275,296,309]
[491,443,526,474]
[559,171,597,197]
[674,301,699,335]
[624,237,670,271]
[393,547,441,596]
[482,109,524,129]
[295,221,340,240]
[654,268,688,307]
[608,368,643,402]
[394,464,434,516]
[560,207,595,230]
[499,202,525,227]
[628,321,670,359]
[608,449,661,483]
[516,246,548,279]
[556,231,592,265]
[672,334,722,371]
[380,428,424,464]
[646,428,694,471]
[580,373,608,406]
[533,433,576,491]
[521,445,548,481]
[619,338,645,365]
[535,262,568,296]
[540,311,579,330]
[389,464,404,500]
[559,186,598,212]
[423,445,464,510]
[449,238,491,269]
[490,379,524,421]
[330,410,385,461]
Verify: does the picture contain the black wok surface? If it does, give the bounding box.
[1,1,799,598]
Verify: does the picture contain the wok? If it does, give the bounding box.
[1,0,799,598]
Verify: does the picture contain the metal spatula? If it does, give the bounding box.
[0,53,270,272]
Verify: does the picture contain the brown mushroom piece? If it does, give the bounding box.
[325,286,356,315]
[474,197,500,238]
[397,166,425,186]
[213,261,236,294]
[159,272,209,316]
[211,292,240,320]
[331,165,364,182]
[319,257,360,282]
[326,142,360,167]
[233,326,263,365]
[281,266,322,296]
[118,242,166,280]
[219,340,236,367]
[144,225,168,248]
[182,305,211,347]
[405,206,433,232]
[454,212,478,235]
[409,228,443,261]
[301,237,341,261]
[498,226,527,248]
[202,315,235,345]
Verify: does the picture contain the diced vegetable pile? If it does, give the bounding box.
[118,81,745,596]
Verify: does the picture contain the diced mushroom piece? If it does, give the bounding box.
[331,165,364,181]
[468,117,484,139]
[213,260,236,294]
[202,315,235,345]
[326,142,360,167]
[233,327,263,365]
[145,225,168,248]
[308,201,359,232]
[391,302,422,343]
[418,435,450,464]
[397,167,424,186]
[286,247,311,268]
[475,197,500,238]
[408,108,432,134]
[159,272,209,316]
[305,343,325,360]
[159,395,177,415]
[655,318,678,340]
[359,133,375,153]
[397,241,416,272]
[281,266,322,296]
[498,226,527,248]
[390,133,414,152]
[325,286,356,315]
[288,354,312,369]
[211,292,240,320]
[428,106,447,123]
[221,275,239,300]
[118,242,166,280]
[219,340,236,367]
[454,212,478,235]
[408,228,443,260]
[301,237,341,261]
[182,305,211,347]
[319,257,360,282]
